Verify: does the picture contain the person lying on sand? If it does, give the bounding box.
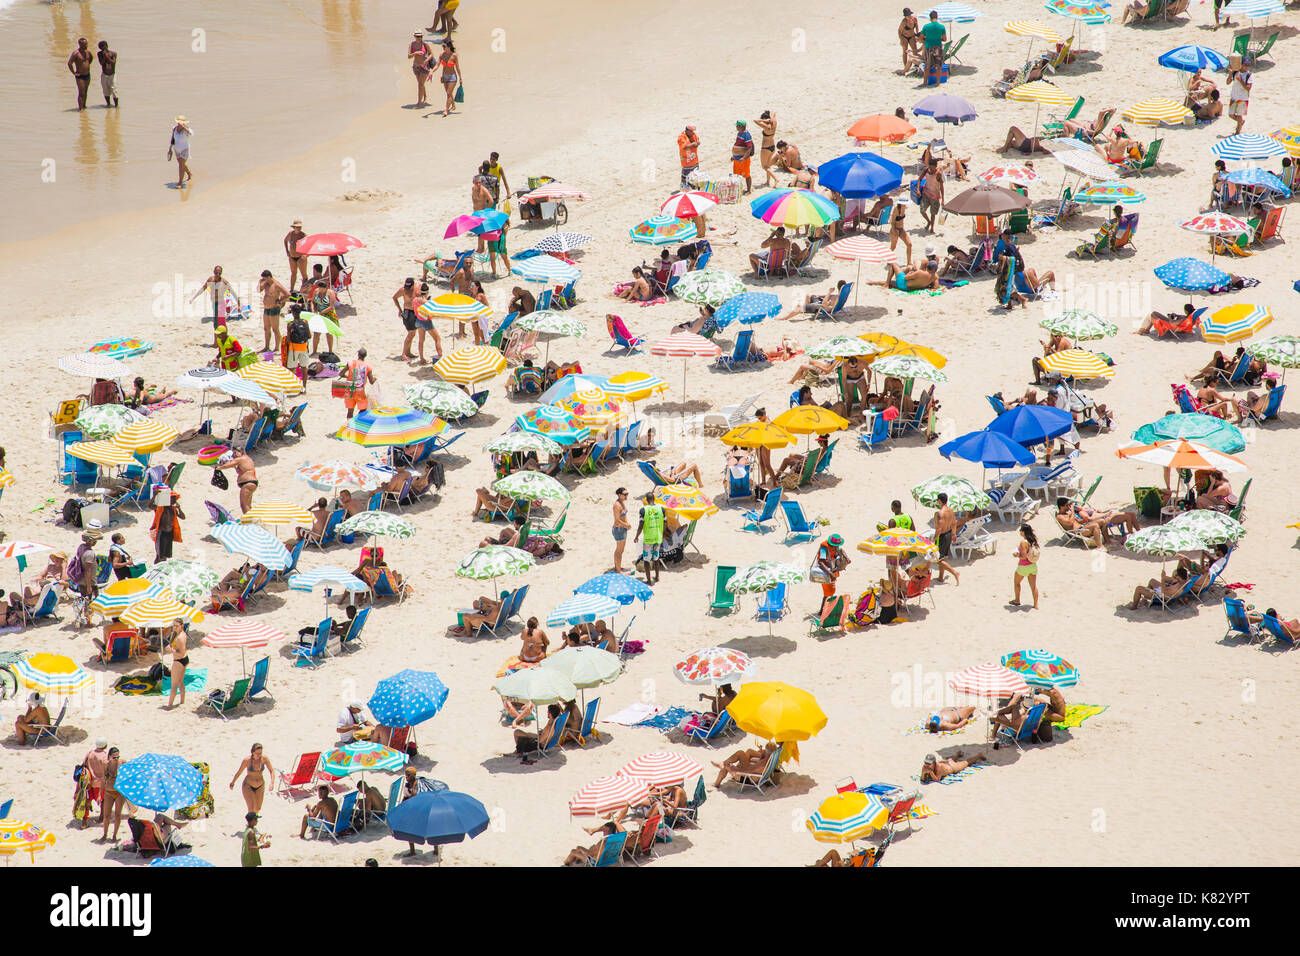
[811,846,880,867]
[920,751,986,782]
[712,741,780,788]
[927,706,977,733]
[127,377,177,406]
[870,260,940,292]
[999,126,1049,156]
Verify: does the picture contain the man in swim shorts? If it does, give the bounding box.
[257,270,290,352]
[732,120,754,193]
[67,37,93,111]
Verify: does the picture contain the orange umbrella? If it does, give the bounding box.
[1116,439,1247,473]
[846,114,916,145]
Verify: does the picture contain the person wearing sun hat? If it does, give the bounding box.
[167,115,193,187]
[242,810,270,867]
[814,531,850,599]
[732,120,754,193]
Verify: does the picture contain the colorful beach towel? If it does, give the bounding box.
[1052,703,1107,729]
[891,287,944,297]
[902,720,970,737]
[912,763,986,786]
[635,705,693,731]
[89,337,155,359]
[141,396,193,414]
[602,702,663,726]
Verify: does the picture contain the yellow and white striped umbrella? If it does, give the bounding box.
[1122,97,1193,127]
[0,468,14,488]
[1203,304,1273,344]
[235,361,305,395]
[1039,348,1115,379]
[119,595,205,627]
[1004,18,1063,41]
[433,346,508,385]
[66,440,137,466]
[240,499,313,527]
[13,653,95,694]
[416,292,494,325]
[1006,81,1076,107]
[602,370,669,402]
[88,578,169,619]
[109,418,179,454]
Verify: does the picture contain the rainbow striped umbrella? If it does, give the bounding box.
[239,498,314,527]
[649,332,722,398]
[1039,348,1115,379]
[295,460,382,492]
[416,293,493,327]
[335,405,447,447]
[602,370,668,403]
[120,595,205,627]
[321,742,408,777]
[654,484,718,520]
[857,528,938,557]
[1180,212,1252,236]
[110,418,179,454]
[949,662,1031,698]
[807,792,890,844]
[235,361,305,395]
[434,346,507,385]
[88,336,154,359]
[749,188,840,228]
[673,647,756,686]
[1202,304,1273,343]
[569,775,651,817]
[629,213,697,245]
[1122,97,1193,126]
[557,390,627,430]
[1269,127,1300,158]
[660,190,719,218]
[1074,181,1146,204]
[88,578,167,619]
[14,653,94,694]
[514,405,591,445]
[67,440,136,466]
[0,820,56,862]
[617,752,704,788]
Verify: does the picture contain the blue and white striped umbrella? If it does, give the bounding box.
[537,374,607,405]
[1000,649,1079,688]
[150,855,214,867]
[368,670,450,727]
[713,291,782,329]
[510,256,581,284]
[546,593,622,627]
[1153,257,1229,291]
[1157,44,1228,73]
[926,2,985,21]
[1224,167,1291,196]
[1211,133,1290,161]
[115,754,202,812]
[573,573,654,606]
[288,566,369,593]
[211,523,292,571]
[1228,0,1283,17]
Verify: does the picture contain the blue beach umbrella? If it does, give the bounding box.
[713,292,782,329]
[211,523,292,571]
[547,593,622,627]
[1223,167,1291,197]
[816,151,904,199]
[368,670,450,727]
[573,572,654,606]
[388,790,490,850]
[468,209,509,233]
[1154,258,1229,292]
[1157,44,1228,73]
[1211,134,1289,162]
[537,374,607,405]
[987,405,1074,446]
[150,856,214,867]
[115,754,202,812]
[939,428,1035,468]
[511,256,580,284]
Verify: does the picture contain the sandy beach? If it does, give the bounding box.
[1,0,1298,869]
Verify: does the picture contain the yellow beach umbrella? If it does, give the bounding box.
[773,405,850,435]
[120,595,205,627]
[236,361,305,395]
[1039,347,1115,379]
[13,653,94,694]
[1122,97,1193,127]
[858,331,905,352]
[1006,81,1075,108]
[0,820,57,863]
[66,440,137,467]
[109,418,179,454]
[878,341,948,369]
[653,484,719,520]
[240,499,313,527]
[87,578,168,619]
[434,346,508,385]
[1269,126,1300,158]
[719,420,796,450]
[0,468,14,488]
[806,792,890,844]
[1004,18,1062,41]
[857,528,939,557]
[727,681,828,742]
[603,370,668,403]
[416,292,494,326]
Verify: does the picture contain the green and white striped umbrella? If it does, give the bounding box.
[338,512,417,540]
[1123,525,1206,557]
[1165,510,1246,547]
[492,471,570,502]
[911,475,992,511]
[514,310,588,339]
[1038,309,1118,341]
[673,269,748,306]
[1247,334,1300,368]
[484,431,565,457]
[726,561,805,594]
[403,382,478,419]
[144,560,220,604]
[807,335,877,360]
[455,545,534,581]
[73,404,145,440]
[869,353,948,383]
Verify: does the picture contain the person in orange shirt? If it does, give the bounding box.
[678,125,700,188]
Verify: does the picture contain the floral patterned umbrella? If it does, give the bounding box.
[726,561,805,594]
[1165,510,1247,547]
[0,820,56,862]
[857,529,938,557]
[653,484,718,520]
[977,163,1041,186]
[295,460,382,492]
[807,335,877,360]
[404,382,479,420]
[1123,524,1207,557]
[514,405,591,445]
[73,404,144,439]
[629,213,697,245]
[88,337,154,359]
[1246,334,1300,368]
[339,511,417,539]
[320,742,408,777]
[483,431,565,457]
[672,269,748,306]
[869,353,948,383]
[557,390,627,430]
[1038,309,1118,340]
[911,475,992,511]
[455,545,534,583]
[1179,212,1253,236]
[492,471,570,502]
[143,560,219,605]
[514,310,588,362]
[673,647,757,686]
[1000,649,1079,689]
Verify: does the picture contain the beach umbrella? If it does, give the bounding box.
[338,512,417,540]
[511,256,581,284]
[1166,510,1247,547]
[911,474,991,511]
[300,311,343,340]
[629,213,697,245]
[602,370,668,403]
[727,681,828,742]
[1201,304,1272,343]
[940,428,1036,468]
[1158,44,1228,74]
[13,653,93,695]
[857,528,939,557]
[456,546,534,588]
[1154,257,1229,292]
[653,484,718,520]
[1228,0,1284,17]
[719,420,796,449]
[235,361,305,395]
[115,754,203,811]
[239,499,313,527]
[574,573,653,606]
[287,567,370,616]
[434,346,507,386]
[949,662,1030,698]
[66,440,136,467]
[175,368,275,424]
[296,233,363,256]
[816,151,904,199]
[1116,438,1247,473]
[870,353,949,383]
[877,340,949,368]
[1124,523,1207,558]
[1269,127,1300,158]
[556,390,627,430]
[773,405,851,436]
[927,2,986,22]
[336,405,447,447]
[1246,335,1300,368]
[387,790,490,853]
[648,332,722,398]
[807,792,890,844]
[73,404,144,440]
[0,821,56,863]
[1044,0,1111,24]
[295,460,382,492]
[321,742,408,778]
[0,471,15,489]
[514,405,591,444]
[943,183,1030,217]
[491,667,577,705]
[368,670,449,727]
[1122,97,1193,127]
[545,594,622,627]
[492,471,570,504]
[119,595,205,627]
[673,269,748,306]
[514,310,587,362]
[912,93,978,125]
[617,752,704,788]
[808,334,877,360]
[749,188,841,228]
[536,374,607,405]
[727,561,805,593]
[846,113,916,144]
[1006,81,1078,133]
[483,432,564,457]
[150,856,213,867]
[827,235,898,305]
[88,337,154,359]
[1180,212,1253,237]
[1039,348,1114,379]
[1000,649,1079,688]
[58,352,133,379]
[202,619,287,650]
[531,231,594,254]
[569,775,651,817]
[1004,17,1063,61]
[1223,167,1291,197]
[1074,181,1147,205]
[713,291,782,329]
[444,213,494,239]
[87,578,167,620]
[1210,132,1288,161]
[988,404,1074,446]
[978,163,1041,186]
[539,646,623,689]
[1132,413,1245,453]
[1039,309,1118,340]
[0,540,49,606]
[143,560,219,605]
[660,190,719,219]
[416,293,494,334]
[1045,142,1115,181]
[673,648,756,686]
[211,523,292,570]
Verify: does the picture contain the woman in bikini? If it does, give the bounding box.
[438,40,461,117]
[230,742,274,814]
[519,617,548,664]
[755,111,778,187]
[889,201,913,265]
[165,620,189,710]
[101,747,125,842]
[409,32,433,107]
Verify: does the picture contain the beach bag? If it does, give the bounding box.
[287,317,310,344]
[808,563,831,583]
[210,469,229,490]
[148,663,165,682]
[455,83,465,104]
[62,498,84,528]
[320,351,341,365]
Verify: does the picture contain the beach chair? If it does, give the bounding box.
[1246,385,1285,426]
[708,565,738,614]
[1069,475,1103,508]
[271,403,307,442]
[1023,457,1080,500]
[637,461,676,488]
[1259,613,1298,649]
[792,238,824,276]
[684,710,736,745]
[505,584,529,623]
[606,315,644,353]
[780,499,818,542]
[755,583,789,622]
[1222,598,1260,642]
[1245,29,1279,66]
[623,808,663,865]
[587,830,628,868]
[534,712,569,761]
[952,514,996,559]
[728,746,782,793]
[742,488,782,532]
[1251,206,1283,246]
[726,465,752,501]
[681,392,763,435]
[531,506,567,542]
[942,32,968,66]
[1154,573,1200,612]
[672,777,708,829]
[892,388,933,438]
[995,701,1048,752]
[857,410,891,453]
[987,474,1039,523]
[867,203,893,238]
[1041,96,1084,138]
[755,247,789,280]
[1072,219,1117,259]
[1215,352,1253,388]
[564,697,602,746]
[813,439,838,479]
[60,430,98,486]
[27,700,68,747]
[306,509,344,551]
[1153,307,1204,340]
[1054,512,1098,549]
[432,250,473,287]
[276,752,322,798]
[95,630,133,663]
[244,655,273,703]
[307,790,358,842]
[0,799,10,820]
[1110,213,1139,253]
[338,606,372,651]
[1228,477,1252,522]
[294,620,331,668]
[23,584,61,626]
[205,499,235,527]
[809,594,846,636]
[717,329,757,371]
[617,421,643,459]
[791,447,822,488]
[1122,138,1162,176]
[201,676,250,720]
[813,282,852,320]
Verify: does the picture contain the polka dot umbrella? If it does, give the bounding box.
[368,670,450,727]
[115,753,203,811]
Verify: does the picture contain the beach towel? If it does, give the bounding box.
[912,763,986,785]
[635,705,693,731]
[1206,277,1260,294]
[602,702,663,726]
[496,655,544,678]
[1223,582,1254,591]
[73,768,95,825]
[159,668,208,695]
[902,720,971,737]
[141,396,192,414]
[1052,704,1107,729]
[113,674,158,695]
[891,287,944,297]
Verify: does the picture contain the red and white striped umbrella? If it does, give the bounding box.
[649,332,722,399]
[978,164,1040,185]
[826,235,898,262]
[568,775,651,817]
[660,190,718,219]
[0,540,52,561]
[1179,213,1252,236]
[202,620,287,649]
[616,752,704,788]
[948,662,1030,698]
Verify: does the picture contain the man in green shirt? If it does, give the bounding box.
[633,492,665,585]
[880,499,914,531]
[921,11,947,83]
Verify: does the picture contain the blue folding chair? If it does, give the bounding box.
[858,411,891,452]
[684,710,736,745]
[726,465,752,500]
[247,656,274,701]
[717,329,755,370]
[743,488,782,532]
[781,500,817,542]
[307,790,358,842]
[995,701,1048,752]
[1222,598,1259,642]
[755,583,789,621]
[1259,613,1298,648]
[294,620,331,668]
[588,830,627,867]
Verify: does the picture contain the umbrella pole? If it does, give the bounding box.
[682,360,688,401]
[854,260,863,307]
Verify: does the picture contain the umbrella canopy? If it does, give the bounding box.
[288,566,370,593]
[569,775,651,817]
[434,346,508,385]
[150,856,214,867]
[773,405,851,435]
[530,231,595,254]
[977,163,1041,186]
[808,334,877,360]
[1074,181,1146,204]
[301,312,343,338]
[538,646,623,688]
[1165,509,1247,547]
[1269,127,1300,158]
[674,647,756,686]
[1116,438,1247,473]
[0,820,56,862]
[368,670,449,726]
[943,183,1031,217]
[719,420,796,449]
[912,93,978,124]
[536,374,607,405]
[387,790,490,847]
[511,256,581,284]
[520,182,591,202]
[1209,132,1288,160]
[66,440,137,466]
[1230,0,1284,16]
[749,188,841,228]
[1179,212,1253,236]
[648,333,723,396]
[949,662,1030,698]
[1000,649,1079,688]
[1122,97,1193,126]
[1045,142,1115,180]
[827,235,897,263]
[514,309,588,340]
[296,233,363,256]
[417,293,494,325]
[1154,257,1229,291]
[73,404,144,439]
[455,545,534,582]
[1004,17,1062,40]
[1039,348,1115,379]
[1044,0,1111,23]
[1246,335,1300,367]
[202,619,287,650]
[115,753,203,811]
[617,752,704,788]
[336,405,447,447]
[88,336,154,359]
[556,390,627,430]
[1158,44,1229,73]
[870,353,948,382]
[928,2,987,21]
[120,595,205,627]
[816,151,904,198]
[602,370,668,402]
[88,577,167,619]
[1222,167,1291,197]
[59,352,133,378]
[211,523,292,570]
[728,681,828,742]
[673,269,748,306]
[13,653,94,694]
[295,460,382,492]
[0,540,48,560]
[877,341,949,368]
[321,742,408,777]
[857,528,939,557]
[1201,304,1272,343]
[940,428,1035,468]
[514,405,591,445]
[176,368,276,404]
[235,361,305,395]
[911,474,991,511]
[1123,523,1208,557]
[491,667,577,705]
[492,470,570,503]
[240,499,313,527]
[807,792,890,844]
[144,560,219,604]
[846,113,916,144]
[1038,309,1118,340]
[629,213,698,244]
[545,594,622,627]
[660,190,719,218]
[1132,413,1245,454]
[988,404,1075,445]
[653,484,718,520]
[714,291,782,329]
[1006,81,1077,109]
[483,431,565,457]
[338,511,416,539]
[727,561,805,594]
[573,572,654,606]
[444,212,504,239]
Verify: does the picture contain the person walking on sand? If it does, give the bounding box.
[932,493,961,585]
[167,116,193,187]
[150,488,184,563]
[409,31,433,107]
[67,37,93,111]
[257,270,289,352]
[612,487,631,573]
[920,159,944,233]
[190,265,236,329]
[216,449,258,513]
[230,743,274,814]
[1227,62,1251,136]
[340,348,376,420]
[284,219,308,290]
[81,738,109,830]
[1011,523,1040,609]
[96,41,119,108]
[755,111,778,188]
[394,277,420,361]
[678,124,700,188]
[101,746,124,842]
[438,39,461,116]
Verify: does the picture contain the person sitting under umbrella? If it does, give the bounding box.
[671,305,717,336]
[209,561,269,610]
[511,702,565,765]
[712,741,780,788]
[1096,127,1140,165]
[778,280,847,321]
[998,126,1049,156]
[774,434,830,483]
[920,750,988,782]
[299,785,339,839]
[1128,564,1193,610]
[126,376,178,407]
[748,227,793,277]
[563,819,625,866]
[479,516,525,550]
[1235,379,1278,423]
[472,486,517,520]
[453,593,506,635]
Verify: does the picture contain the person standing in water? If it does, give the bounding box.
[167,116,193,187]
[96,41,119,108]
[67,37,94,111]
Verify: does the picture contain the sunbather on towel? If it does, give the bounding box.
[614,267,653,301]
[1128,565,1192,609]
[563,820,624,866]
[712,741,780,788]
[926,706,977,733]
[920,750,986,782]
[299,785,339,838]
[999,125,1049,156]
[128,377,177,406]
